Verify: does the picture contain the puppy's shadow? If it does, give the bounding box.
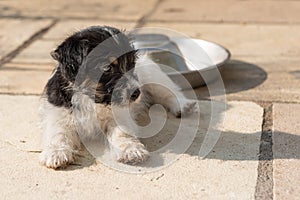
[57,147,96,171]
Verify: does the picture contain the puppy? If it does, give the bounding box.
[39,26,195,169]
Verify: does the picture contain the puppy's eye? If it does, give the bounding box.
[103,65,112,72]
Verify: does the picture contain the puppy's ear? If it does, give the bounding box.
[51,39,88,63]
[51,39,89,81]
[50,50,60,61]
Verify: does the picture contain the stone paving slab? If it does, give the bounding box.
[10,40,57,65]
[0,19,53,60]
[273,103,300,199]
[0,67,51,95]
[0,95,41,152]
[2,62,54,71]
[0,0,157,21]
[3,21,300,102]
[143,22,300,58]
[0,95,263,199]
[149,0,300,23]
[9,20,137,65]
[143,23,300,103]
[43,20,137,40]
[186,59,300,103]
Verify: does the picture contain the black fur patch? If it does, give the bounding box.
[46,67,73,108]
[44,26,138,108]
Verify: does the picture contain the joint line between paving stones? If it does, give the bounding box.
[254,103,274,200]
[146,19,300,26]
[135,0,164,28]
[2,15,300,26]
[0,92,41,96]
[245,100,300,106]
[0,20,58,67]
[0,15,141,23]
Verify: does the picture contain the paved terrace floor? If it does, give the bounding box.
[0,0,299,199]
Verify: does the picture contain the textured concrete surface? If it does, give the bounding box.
[43,20,137,40]
[144,22,300,103]
[0,19,53,60]
[190,59,300,103]
[148,0,300,23]
[0,95,263,199]
[0,0,157,21]
[143,23,300,58]
[0,66,50,95]
[273,104,300,199]
[0,0,299,199]
[10,20,137,65]
[9,40,57,65]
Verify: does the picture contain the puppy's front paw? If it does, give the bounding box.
[171,99,197,118]
[40,149,75,169]
[116,143,149,165]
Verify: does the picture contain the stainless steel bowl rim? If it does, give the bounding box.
[166,39,231,76]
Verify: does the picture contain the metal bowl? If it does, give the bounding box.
[134,35,231,89]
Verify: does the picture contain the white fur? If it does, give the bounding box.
[107,126,149,164]
[136,56,196,116]
[39,99,80,168]
[71,91,102,140]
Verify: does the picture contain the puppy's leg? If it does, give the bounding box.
[136,59,196,117]
[108,127,149,164]
[97,105,149,165]
[142,84,196,117]
[39,101,81,169]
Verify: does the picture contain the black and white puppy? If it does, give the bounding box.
[39,26,195,169]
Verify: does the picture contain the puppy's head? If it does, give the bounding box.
[51,26,140,105]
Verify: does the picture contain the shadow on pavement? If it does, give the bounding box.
[187,60,267,99]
